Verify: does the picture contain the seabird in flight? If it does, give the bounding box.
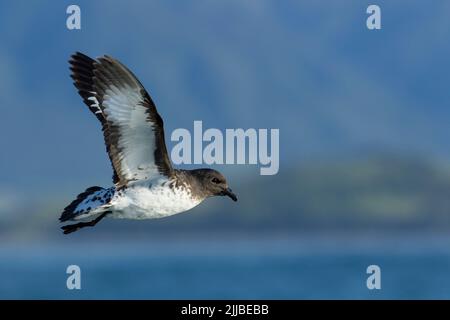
[60,52,237,234]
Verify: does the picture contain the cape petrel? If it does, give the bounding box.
[60,52,237,234]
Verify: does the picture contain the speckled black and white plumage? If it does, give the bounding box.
[60,186,115,222]
[60,52,237,233]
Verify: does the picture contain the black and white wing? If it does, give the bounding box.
[69,52,173,188]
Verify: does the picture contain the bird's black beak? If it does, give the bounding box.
[223,188,237,202]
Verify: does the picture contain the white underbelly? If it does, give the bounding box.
[109,184,201,220]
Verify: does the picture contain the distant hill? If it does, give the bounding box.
[2,154,450,242]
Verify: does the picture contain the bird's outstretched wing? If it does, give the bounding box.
[69,52,173,188]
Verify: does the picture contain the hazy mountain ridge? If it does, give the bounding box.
[1,154,450,242]
[1,1,450,241]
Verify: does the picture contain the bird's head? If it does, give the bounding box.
[193,169,237,202]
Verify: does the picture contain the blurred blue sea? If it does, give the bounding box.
[2,235,450,299]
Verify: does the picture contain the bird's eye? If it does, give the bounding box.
[211,178,221,184]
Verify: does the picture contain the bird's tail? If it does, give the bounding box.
[59,186,114,222]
